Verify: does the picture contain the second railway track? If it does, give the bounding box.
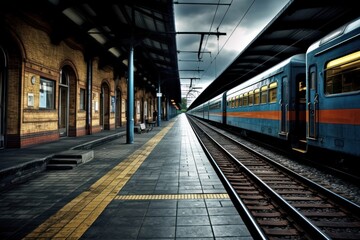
[187,115,360,240]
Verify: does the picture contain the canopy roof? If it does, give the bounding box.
[1,0,181,103]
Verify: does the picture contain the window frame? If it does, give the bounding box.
[260,85,268,104]
[269,82,277,103]
[80,88,86,110]
[324,51,360,95]
[39,77,55,109]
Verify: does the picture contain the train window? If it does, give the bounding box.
[243,93,248,106]
[239,94,243,107]
[261,86,268,103]
[234,95,238,108]
[248,91,254,105]
[210,101,220,110]
[325,51,360,95]
[309,67,317,90]
[297,75,306,103]
[269,82,277,103]
[254,89,260,104]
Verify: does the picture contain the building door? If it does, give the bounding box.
[144,100,148,122]
[59,71,69,137]
[280,76,289,134]
[116,89,121,127]
[100,83,110,130]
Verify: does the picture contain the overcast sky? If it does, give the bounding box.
[174,0,290,104]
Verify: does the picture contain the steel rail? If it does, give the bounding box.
[188,115,332,240]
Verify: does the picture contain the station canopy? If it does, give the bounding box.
[1,0,181,104]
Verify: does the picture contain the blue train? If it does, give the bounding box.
[188,17,360,158]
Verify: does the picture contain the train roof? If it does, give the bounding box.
[226,54,305,95]
[307,17,360,54]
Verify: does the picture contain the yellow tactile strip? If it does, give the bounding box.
[23,122,174,240]
[115,193,229,200]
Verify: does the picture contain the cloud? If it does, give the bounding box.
[174,0,290,103]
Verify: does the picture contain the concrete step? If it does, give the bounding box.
[46,150,94,170]
[46,164,76,170]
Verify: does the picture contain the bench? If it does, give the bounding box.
[147,121,156,131]
[140,123,149,133]
[135,123,152,133]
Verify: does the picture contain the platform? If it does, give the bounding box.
[0,114,253,239]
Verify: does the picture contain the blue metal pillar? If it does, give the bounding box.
[86,58,92,135]
[126,46,134,144]
[166,99,169,121]
[157,79,161,127]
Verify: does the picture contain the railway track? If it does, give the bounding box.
[187,115,360,240]
[221,123,360,185]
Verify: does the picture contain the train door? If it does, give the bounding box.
[205,102,210,120]
[308,66,318,139]
[59,71,69,137]
[295,73,306,140]
[279,76,289,135]
[222,92,227,124]
[0,50,4,148]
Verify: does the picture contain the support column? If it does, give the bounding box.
[157,78,161,127]
[166,99,170,121]
[126,46,134,144]
[86,58,92,135]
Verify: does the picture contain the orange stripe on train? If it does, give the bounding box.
[226,111,280,120]
[210,109,359,125]
[316,109,360,125]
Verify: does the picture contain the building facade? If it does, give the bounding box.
[0,10,171,149]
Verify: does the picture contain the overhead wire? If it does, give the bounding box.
[200,0,256,79]
[199,0,221,60]
[195,0,233,86]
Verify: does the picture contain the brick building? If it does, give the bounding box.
[0,1,181,148]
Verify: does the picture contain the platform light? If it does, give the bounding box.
[108,47,121,57]
[63,8,84,26]
[122,59,128,66]
[88,28,107,44]
[82,4,97,17]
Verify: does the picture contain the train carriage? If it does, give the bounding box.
[208,93,225,124]
[187,16,360,159]
[306,17,360,157]
[191,102,208,119]
[225,54,306,145]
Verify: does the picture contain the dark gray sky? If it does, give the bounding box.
[174,0,290,104]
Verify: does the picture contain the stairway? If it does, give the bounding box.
[292,139,307,153]
[46,150,94,170]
